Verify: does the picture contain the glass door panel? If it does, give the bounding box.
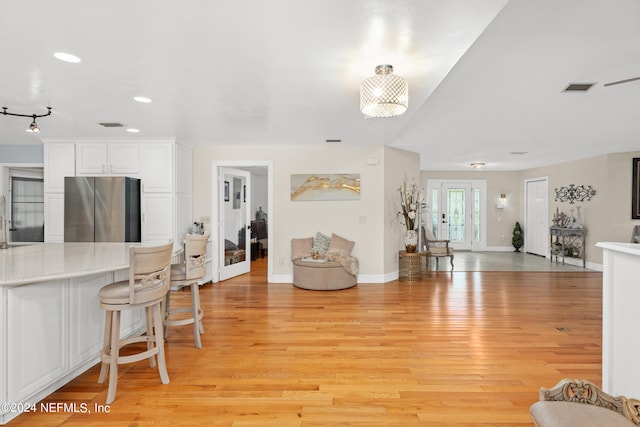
[441,183,472,250]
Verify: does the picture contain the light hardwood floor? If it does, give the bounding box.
[11,257,603,426]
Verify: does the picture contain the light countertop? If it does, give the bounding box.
[0,242,176,286]
[596,242,640,257]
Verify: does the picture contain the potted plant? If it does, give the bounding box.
[512,221,524,252]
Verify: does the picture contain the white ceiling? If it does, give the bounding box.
[0,0,639,171]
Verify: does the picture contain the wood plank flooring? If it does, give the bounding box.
[10,258,603,426]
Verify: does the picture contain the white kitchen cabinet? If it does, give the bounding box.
[76,143,140,176]
[43,143,75,192]
[176,143,192,193]
[142,193,174,244]
[69,273,109,367]
[176,193,193,243]
[7,279,69,403]
[44,193,65,242]
[108,143,140,174]
[141,143,173,193]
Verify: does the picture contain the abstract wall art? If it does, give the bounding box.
[290,173,360,201]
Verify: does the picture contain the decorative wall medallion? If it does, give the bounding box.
[554,184,596,204]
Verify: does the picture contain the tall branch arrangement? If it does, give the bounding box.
[398,177,423,231]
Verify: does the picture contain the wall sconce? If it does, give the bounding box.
[497,193,507,209]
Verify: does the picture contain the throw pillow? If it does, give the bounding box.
[291,237,313,260]
[326,233,355,257]
[311,231,331,255]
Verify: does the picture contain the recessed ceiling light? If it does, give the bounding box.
[133,96,152,103]
[53,52,81,63]
[126,128,140,133]
[470,162,485,170]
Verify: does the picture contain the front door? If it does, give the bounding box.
[219,167,251,281]
[427,179,486,251]
[441,183,474,250]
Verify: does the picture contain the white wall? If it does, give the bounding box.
[523,151,640,265]
[192,143,415,281]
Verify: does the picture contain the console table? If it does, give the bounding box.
[549,227,586,267]
[398,251,431,282]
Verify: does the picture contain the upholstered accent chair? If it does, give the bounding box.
[530,379,640,426]
[421,226,454,270]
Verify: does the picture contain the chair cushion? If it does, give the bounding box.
[326,233,355,257]
[429,247,453,256]
[291,237,313,260]
[99,278,165,305]
[530,401,636,427]
[171,263,187,280]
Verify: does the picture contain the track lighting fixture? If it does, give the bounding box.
[1,106,52,133]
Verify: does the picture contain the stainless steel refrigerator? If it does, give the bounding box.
[64,177,141,242]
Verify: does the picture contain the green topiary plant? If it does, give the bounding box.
[512,221,524,252]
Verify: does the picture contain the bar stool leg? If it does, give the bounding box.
[106,311,121,405]
[191,283,202,348]
[98,310,113,384]
[152,303,170,384]
[145,306,156,368]
[195,284,204,334]
[163,292,171,337]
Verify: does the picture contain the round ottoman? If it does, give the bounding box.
[292,259,357,290]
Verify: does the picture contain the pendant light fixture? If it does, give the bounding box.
[1,106,52,133]
[360,64,408,118]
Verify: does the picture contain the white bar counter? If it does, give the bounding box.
[596,242,640,399]
[0,242,172,425]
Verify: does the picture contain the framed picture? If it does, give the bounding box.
[233,177,241,209]
[633,158,640,219]
[224,181,230,202]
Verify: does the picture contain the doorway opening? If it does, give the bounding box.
[0,165,44,245]
[426,179,487,251]
[212,160,273,283]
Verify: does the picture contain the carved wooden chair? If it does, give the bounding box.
[421,226,454,270]
[530,378,640,426]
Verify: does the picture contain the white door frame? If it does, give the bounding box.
[211,160,273,283]
[426,179,487,251]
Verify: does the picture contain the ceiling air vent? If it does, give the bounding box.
[563,83,595,92]
[98,122,125,128]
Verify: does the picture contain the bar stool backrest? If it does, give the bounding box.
[127,241,174,304]
[183,233,209,282]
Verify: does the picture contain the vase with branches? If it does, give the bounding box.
[398,177,423,252]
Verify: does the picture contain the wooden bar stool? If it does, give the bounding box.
[164,233,208,348]
[97,241,173,404]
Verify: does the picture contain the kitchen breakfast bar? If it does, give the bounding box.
[0,242,176,425]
